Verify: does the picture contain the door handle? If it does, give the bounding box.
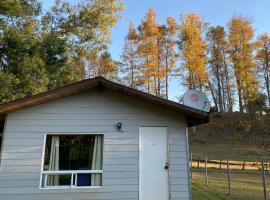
[164,162,169,170]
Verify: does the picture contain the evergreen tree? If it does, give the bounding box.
[0,0,124,103]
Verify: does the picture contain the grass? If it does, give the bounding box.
[189,113,270,161]
[190,144,270,161]
[190,112,270,199]
[192,169,270,200]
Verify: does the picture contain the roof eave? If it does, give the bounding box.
[0,77,209,126]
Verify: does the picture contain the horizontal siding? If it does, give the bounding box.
[0,192,138,200]
[4,131,139,139]
[0,90,189,200]
[0,172,40,180]
[103,172,138,179]
[1,152,41,160]
[104,151,138,159]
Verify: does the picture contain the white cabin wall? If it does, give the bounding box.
[0,89,190,200]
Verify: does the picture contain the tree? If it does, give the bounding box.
[256,33,270,106]
[156,24,166,97]
[0,0,40,16]
[40,31,83,90]
[121,11,177,98]
[0,0,124,103]
[228,16,259,113]
[179,13,208,90]
[137,7,159,94]
[41,0,124,82]
[164,17,177,99]
[0,8,48,101]
[121,21,142,88]
[0,72,18,103]
[87,51,118,80]
[247,93,268,115]
[207,26,234,112]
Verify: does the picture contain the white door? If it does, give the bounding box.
[139,127,169,200]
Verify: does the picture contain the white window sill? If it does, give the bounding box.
[39,186,102,190]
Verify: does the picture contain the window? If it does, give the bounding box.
[40,134,103,189]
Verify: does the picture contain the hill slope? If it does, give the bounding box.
[189,112,270,161]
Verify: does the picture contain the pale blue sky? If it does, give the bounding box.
[41,0,270,101]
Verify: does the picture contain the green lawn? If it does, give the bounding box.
[192,169,270,200]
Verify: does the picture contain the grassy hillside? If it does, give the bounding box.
[189,112,270,161]
[190,112,270,200]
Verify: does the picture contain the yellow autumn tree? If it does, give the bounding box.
[137,7,159,94]
[164,16,177,98]
[207,26,234,112]
[121,21,143,88]
[122,9,177,98]
[179,13,208,90]
[256,33,270,106]
[156,24,166,97]
[87,51,118,80]
[228,16,259,112]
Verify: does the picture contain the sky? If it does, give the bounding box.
[41,0,270,101]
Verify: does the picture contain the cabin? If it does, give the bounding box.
[0,77,209,200]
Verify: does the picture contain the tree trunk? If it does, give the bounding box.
[216,65,223,112]
[264,44,270,107]
[209,81,218,111]
[265,72,270,107]
[131,63,134,88]
[223,50,233,112]
[165,50,169,99]
[237,80,244,113]
[221,76,226,111]
[234,66,243,112]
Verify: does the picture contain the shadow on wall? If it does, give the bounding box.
[0,115,5,155]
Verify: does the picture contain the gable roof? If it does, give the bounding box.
[0,77,209,126]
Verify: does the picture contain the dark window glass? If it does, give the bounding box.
[44,135,96,170]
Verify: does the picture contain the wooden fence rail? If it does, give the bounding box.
[191,158,270,171]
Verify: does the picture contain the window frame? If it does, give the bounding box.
[39,133,104,190]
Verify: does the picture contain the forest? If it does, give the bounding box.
[0,0,270,115]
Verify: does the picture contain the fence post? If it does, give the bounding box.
[197,156,200,169]
[227,160,231,195]
[242,161,245,171]
[190,153,193,179]
[219,159,222,169]
[262,161,267,200]
[205,156,208,185]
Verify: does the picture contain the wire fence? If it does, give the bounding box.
[190,153,269,200]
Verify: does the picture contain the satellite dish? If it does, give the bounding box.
[183,90,210,112]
